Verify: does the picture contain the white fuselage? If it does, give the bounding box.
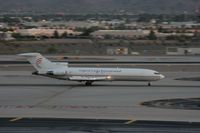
[19,53,165,85]
[47,67,164,82]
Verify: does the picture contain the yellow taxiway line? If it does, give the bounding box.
[10,117,23,122]
[124,119,136,124]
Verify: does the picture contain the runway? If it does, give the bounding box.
[0,70,200,122]
[0,55,200,133]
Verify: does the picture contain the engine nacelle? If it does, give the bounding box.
[46,70,66,76]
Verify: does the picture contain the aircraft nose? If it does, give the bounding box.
[160,74,165,79]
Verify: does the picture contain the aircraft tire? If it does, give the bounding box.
[85,81,92,86]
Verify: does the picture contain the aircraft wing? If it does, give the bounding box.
[69,76,111,81]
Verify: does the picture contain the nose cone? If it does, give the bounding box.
[160,74,165,79]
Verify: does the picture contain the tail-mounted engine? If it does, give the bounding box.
[46,70,66,76]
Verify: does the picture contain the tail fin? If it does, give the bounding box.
[18,53,56,72]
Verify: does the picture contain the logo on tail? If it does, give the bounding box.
[36,57,43,68]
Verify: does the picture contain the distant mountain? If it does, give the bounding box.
[0,0,200,14]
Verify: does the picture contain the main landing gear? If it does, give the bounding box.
[148,82,151,86]
[85,81,93,86]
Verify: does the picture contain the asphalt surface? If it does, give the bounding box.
[0,70,200,122]
[0,55,200,132]
[0,118,200,133]
[1,55,200,64]
[1,60,200,64]
[142,98,200,110]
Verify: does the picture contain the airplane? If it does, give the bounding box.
[19,53,165,86]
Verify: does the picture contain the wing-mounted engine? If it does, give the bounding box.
[32,70,67,76]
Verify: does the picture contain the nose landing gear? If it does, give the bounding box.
[85,81,93,86]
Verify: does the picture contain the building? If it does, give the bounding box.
[160,21,200,29]
[0,32,15,41]
[156,32,194,38]
[107,47,129,55]
[0,23,8,28]
[23,21,102,29]
[166,47,200,55]
[15,28,82,37]
[91,30,150,39]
